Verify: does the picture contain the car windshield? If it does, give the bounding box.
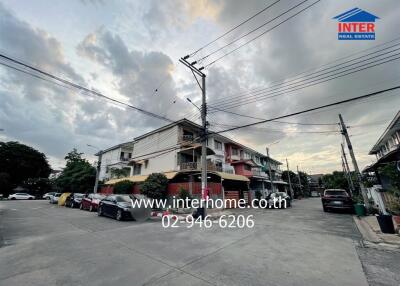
[325,190,347,196]
[74,194,84,198]
[115,195,132,202]
[93,194,105,200]
[55,193,61,197]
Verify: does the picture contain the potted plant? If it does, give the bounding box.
[353,195,366,216]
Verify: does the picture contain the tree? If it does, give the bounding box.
[140,173,168,200]
[110,167,130,178]
[113,180,134,194]
[56,148,96,193]
[322,171,349,190]
[0,141,51,195]
[378,162,400,197]
[282,170,303,198]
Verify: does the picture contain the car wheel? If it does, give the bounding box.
[89,205,93,212]
[11,197,16,200]
[97,206,103,216]
[323,206,328,212]
[28,197,33,200]
[116,209,123,221]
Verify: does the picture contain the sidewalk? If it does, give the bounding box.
[353,215,400,248]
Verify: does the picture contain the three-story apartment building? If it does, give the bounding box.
[98,119,288,203]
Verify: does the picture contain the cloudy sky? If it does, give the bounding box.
[0,0,399,174]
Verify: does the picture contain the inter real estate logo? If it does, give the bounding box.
[333,8,379,40]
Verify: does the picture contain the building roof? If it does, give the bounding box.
[369,110,400,154]
[96,140,135,156]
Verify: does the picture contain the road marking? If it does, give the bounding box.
[10,208,17,211]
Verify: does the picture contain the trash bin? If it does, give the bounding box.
[376,214,395,234]
[354,203,366,216]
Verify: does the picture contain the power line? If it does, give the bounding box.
[208,52,400,113]
[188,0,281,58]
[207,106,338,126]
[207,85,400,135]
[204,0,321,68]
[0,54,174,123]
[198,0,309,63]
[209,40,400,107]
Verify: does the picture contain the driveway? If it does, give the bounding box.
[0,198,394,285]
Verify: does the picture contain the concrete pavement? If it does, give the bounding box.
[0,198,393,285]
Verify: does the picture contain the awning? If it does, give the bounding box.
[213,171,250,182]
[105,171,178,185]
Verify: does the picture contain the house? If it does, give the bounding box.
[365,110,400,190]
[97,118,287,204]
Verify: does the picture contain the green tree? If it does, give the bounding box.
[140,173,168,200]
[56,148,96,193]
[0,141,51,195]
[282,170,304,198]
[110,167,130,178]
[378,162,400,197]
[113,180,134,194]
[322,171,350,190]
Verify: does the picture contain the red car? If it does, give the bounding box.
[80,193,106,212]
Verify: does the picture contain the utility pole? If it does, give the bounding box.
[94,152,102,193]
[297,165,302,195]
[339,114,369,207]
[266,147,275,193]
[180,56,207,218]
[341,143,354,195]
[341,155,353,196]
[286,159,294,198]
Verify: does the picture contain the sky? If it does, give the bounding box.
[0,0,399,174]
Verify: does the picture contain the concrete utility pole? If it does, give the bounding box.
[341,155,353,196]
[93,153,102,193]
[286,159,294,198]
[266,147,275,193]
[297,165,302,193]
[338,114,369,207]
[180,56,207,218]
[341,143,354,195]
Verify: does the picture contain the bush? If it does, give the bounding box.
[113,180,134,194]
[178,187,191,208]
[140,173,168,200]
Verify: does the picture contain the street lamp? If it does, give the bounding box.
[87,144,102,193]
[186,98,201,111]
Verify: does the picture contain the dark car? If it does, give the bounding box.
[97,195,135,221]
[80,193,106,212]
[321,189,353,212]
[266,192,291,208]
[65,193,85,208]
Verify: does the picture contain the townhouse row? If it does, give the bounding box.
[97,119,289,202]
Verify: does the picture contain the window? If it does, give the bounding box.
[244,152,251,159]
[214,140,222,150]
[133,164,141,175]
[232,148,238,155]
[244,164,251,171]
[255,156,260,163]
[120,151,125,158]
[128,153,132,159]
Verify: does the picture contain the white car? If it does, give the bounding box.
[43,192,55,200]
[8,193,35,200]
[50,193,62,204]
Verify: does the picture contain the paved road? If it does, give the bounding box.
[0,198,396,286]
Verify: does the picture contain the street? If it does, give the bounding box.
[0,199,398,286]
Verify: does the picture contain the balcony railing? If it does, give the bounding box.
[120,157,130,162]
[180,162,223,172]
[251,169,269,178]
[179,134,195,146]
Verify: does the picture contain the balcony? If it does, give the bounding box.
[180,162,223,172]
[251,169,269,178]
[179,134,195,146]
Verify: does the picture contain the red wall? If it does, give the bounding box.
[233,164,253,177]
[168,182,222,196]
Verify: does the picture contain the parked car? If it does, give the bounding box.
[321,189,353,212]
[266,192,291,208]
[43,192,55,200]
[8,193,35,200]
[58,192,71,206]
[98,195,134,221]
[80,193,106,212]
[65,193,85,208]
[50,193,62,204]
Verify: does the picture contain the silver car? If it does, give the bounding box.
[50,193,62,204]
